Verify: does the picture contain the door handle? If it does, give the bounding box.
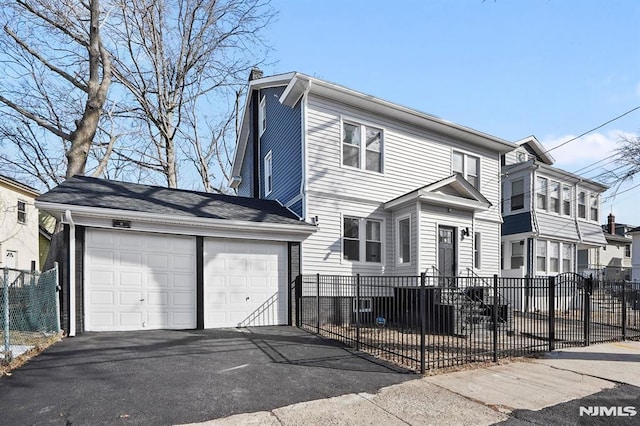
[140,298,145,302]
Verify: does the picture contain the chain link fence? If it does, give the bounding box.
[1,265,61,364]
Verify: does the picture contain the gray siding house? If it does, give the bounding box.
[231,70,516,278]
[501,136,607,278]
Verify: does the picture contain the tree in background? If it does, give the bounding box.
[0,0,274,193]
[0,0,112,188]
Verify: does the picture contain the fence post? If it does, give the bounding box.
[493,274,498,363]
[420,272,426,374]
[356,274,361,351]
[584,275,592,346]
[316,273,320,333]
[548,276,555,352]
[3,267,9,359]
[295,275,302,328]
[622,282,627,341]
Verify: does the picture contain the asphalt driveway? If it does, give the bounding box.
[0,327,412,425]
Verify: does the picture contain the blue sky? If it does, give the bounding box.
[264,0,640,225]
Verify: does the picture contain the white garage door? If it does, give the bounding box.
[204,238,287,328]
[85,229,196,331]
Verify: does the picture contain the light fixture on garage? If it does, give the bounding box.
[112,219,131,229]
[311,215,319,226]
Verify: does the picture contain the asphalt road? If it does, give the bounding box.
[0,327,413,425]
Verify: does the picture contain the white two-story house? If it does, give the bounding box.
[500,136,607,278]
[231,70,516,278]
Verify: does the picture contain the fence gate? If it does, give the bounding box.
[551,273,590,348]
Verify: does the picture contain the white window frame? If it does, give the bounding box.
[341,118,384,174]
[474,232,481,269]
[549,181,560,214]
[341,215,385,264]
[510,179,524,211]
[590,193,599,222]
[353,297,372,313]
[452,150,480,189]
[536,177,548,211]
[536,240,547,273]
[510,241,524,270]
[17,200,27,224]
[396,215,411,266]
[258,95,266,136]
[578,191,587,219]
[625,244,631,258]
[264,150,273,196]
[562,185,572,216]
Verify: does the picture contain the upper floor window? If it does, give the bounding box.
[343,216,383,263]
[549,182,560,214]
[625,244,631,258]
[511,179,524,211]
[474,232,481,269]
[258,96,266,136]
[17,200,27,224]
[397,216,411,264]
[562,185,572,216]
[590,194,599,221]
[342,121,383,173]
[264,151,273,195]
[536,177,547,210]
[452,151,480,188]
[578,191,586,219]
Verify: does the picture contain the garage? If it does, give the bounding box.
[84,229,196,331]
[35,176,315,335]
[204,238,287,328]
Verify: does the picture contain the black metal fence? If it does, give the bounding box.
[295,273,640,373]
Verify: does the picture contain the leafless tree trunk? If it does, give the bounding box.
[0,0,112,185]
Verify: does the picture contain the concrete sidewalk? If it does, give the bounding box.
[185,341,640,425]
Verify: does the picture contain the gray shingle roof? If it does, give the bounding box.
[36,176,310,227]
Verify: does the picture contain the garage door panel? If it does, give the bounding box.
[85,229,196,331]
[204,238,287,328]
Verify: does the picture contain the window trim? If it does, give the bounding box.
[341,214,385,265]
[577,191,587,219]
[536,176,548,211]
[353,297,372,313]
[258,95,266,136]
[17,200,27,224]
[264,150,273,196]
[510,240,525,270]
[452,150,480,189]
[474,232,481,269]
[562,185,572,216]
[510,178,525,211]
[396,215,411,266]
[340,117,384,174]
[589,193,599,222]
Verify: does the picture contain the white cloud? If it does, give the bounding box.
[540,130,635,171]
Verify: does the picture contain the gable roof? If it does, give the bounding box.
[231,71,518,182]
[384,174,491,211]
[36,176,312,229]
[0,174,40,198]
[515,136,555,165]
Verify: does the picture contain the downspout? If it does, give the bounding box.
[300,82,311,220]
[64,210,76,337]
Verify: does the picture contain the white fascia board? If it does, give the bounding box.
[279,74,311,107]
[35,202,316,241]
[384,191,420,210]
[418,192,491,211]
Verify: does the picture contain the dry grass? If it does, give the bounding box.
[0,332,63,377]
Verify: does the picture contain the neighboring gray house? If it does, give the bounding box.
[231,70,516,278]
[36,176,315,335]
[500,136,608,278]
[597,214,634,281]
[630,226,640,281]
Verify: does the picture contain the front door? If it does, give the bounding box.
[438,226,456,278]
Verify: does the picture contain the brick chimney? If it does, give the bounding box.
[608,213,615,234]
[248,67,264,81]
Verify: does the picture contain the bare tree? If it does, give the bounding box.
[0,0,112,185]
[107,0,274,190]
[608,134,640,192]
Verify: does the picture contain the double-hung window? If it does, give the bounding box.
[452,151,480,188]
[549,241,560,273]
[264,151,273,195]
[397,217,411,264]
[562,244,572,271]
[511,179,524,211]
[536,241,547,272]
[590,194,599,221]
[536,177,547,210]
[549,182,560,213]
[510,241,524,269]
[562,185,571,216]
[17,201,26,224]
[578,191,586,218]
[343,217,383,263]
[625,244,631,258]
[342,121,383,173]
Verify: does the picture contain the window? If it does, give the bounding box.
[578,191,586,219]
[17,201,26,224]
[366,220,382,262]
[549,182,560,213]
[562,185,571,216]
[474,232,481,269]
[264,151,273,195]
[501,243,504,270]
[258,96,266,136]
[625,244,631,258]
[562,244,572,272]
[536,177,547,210]
[343,217,360,261]
[343,217,383,263]
[549,241,559,273]
[452,151,480,188]
[342,121,383,173]
[353,297,372,313]
[536,241,547,272]
[590,194,599,221]
[397,217,411,264]
[510,241,524,269]
[511,179,524,211]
